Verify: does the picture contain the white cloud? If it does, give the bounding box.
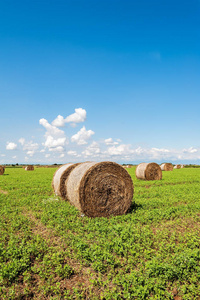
[40,149,45,153]
[52,115,65,127]
[67,150,78,156]
[23,141,39,151]
[39,118,65,137]
[151,147,169,153]
[45,154,50,158]
[106,144,133,156]
[104,138,119,145]
[71,126,95,145]
[65,108,86,126]
[6,142,17,150]
[51,108,86,128]
[82,142,101,157]
[60,153,65,158]
[40,117,68,153]
[26,150,35,157]
[44,136,66,148]
[1,154,6,157]
[19,138,25,145]
[183,147,197,154]
[49,146,64,152]
[22,141,39,157]
[12,155,17,159]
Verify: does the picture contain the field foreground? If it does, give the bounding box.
[0,167,200,299]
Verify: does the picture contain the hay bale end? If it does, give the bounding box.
[52,161,134,218]
[136,162,162,180]
[160,163,173,171]
[0,166,5,175]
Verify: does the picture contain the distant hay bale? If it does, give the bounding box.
[0,166,5,175]
[160,163,173,171]
[52,163,80,199]
[174,164,181,169]
[25,165,34,171]
[53,161,134,217]
[136,163,162,180]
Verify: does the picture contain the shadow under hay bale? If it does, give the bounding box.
[0,166,5,175]
[25,165,34,171]
[160,163,173,171]
[136,162,162,180]
[52,161,134,218]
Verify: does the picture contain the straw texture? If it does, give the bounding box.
[52,163,80,199]
[65,161,134,217]
[174,164,181,169]
[160,163,173,171]
[136,163,162,180]
[0,165,5,175]
[25,165,34,171]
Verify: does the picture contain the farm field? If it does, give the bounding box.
[1,167,200,299]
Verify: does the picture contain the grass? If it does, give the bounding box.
[0,166,200,299]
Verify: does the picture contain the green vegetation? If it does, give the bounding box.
[0,167,200,299]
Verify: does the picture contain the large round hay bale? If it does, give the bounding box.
[160,163,173,171]
[136,163,162,180]
[52,163,80,199]
[64,161,133,217]
[25,165,34,171]
[0,165,5,175]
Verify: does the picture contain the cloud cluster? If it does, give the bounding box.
[4,107,200,164]
[39,118,67,153]
[71,126,94,145]
[104,138,119,145]
[82,142,100,157]
[52,108,87,128]
[6,142,17,150]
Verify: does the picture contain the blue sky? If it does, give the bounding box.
[0,0,200,164]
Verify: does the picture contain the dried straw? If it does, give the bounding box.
[64,161,134,217]
[0,165,5,175]
[52,163,80,199]
[174,164,181,169]
[136,162,162,180]
[160,163,173,171]
[25,165,34,171]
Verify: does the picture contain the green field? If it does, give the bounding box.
[1,167,200,299]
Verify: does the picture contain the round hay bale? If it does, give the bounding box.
[160,163,173,171]
[25,165,34,171]
[52,163,80,199]
[0,165,5,175]
[65,161,134,218]
[174,164,181,169]
[136,163,162,180]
